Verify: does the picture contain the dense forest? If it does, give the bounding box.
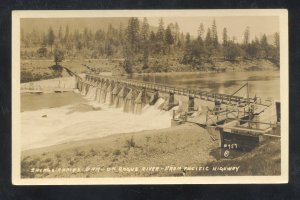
[21,17,280,76]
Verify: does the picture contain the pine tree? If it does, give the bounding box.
[150,31,156,42]
[174,22,180,47]
[142,47,149,69]
[222,27,228,46]
[243,27,251,59]
[141,17,150,43]
[123,17,140,73]
[205,28,214,59]
[243,27,250,45]
[154,18,166,54]
[123,44,134,73]
[182,32,192,63]
[165,25,174,50]
[254,36,259,44]
[260,34,268,47]
[156,18,165,43]
[198,23,204,39]
[64,26,72,53]
[211,19,219,48]
[168,23,175,40]
[260,34,269,58]
[126,17,140,53]
[40,32,47,47]
[148,31,156,55]
[205,28,212,44]
[179,32,185,48]
[47,27,55,52]
[141,18,150,69]
[185,32,191,48]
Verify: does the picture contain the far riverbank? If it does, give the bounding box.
[21,58,279,83]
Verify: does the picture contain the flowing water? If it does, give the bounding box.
[21,71,280,150]
[21,89,172,150]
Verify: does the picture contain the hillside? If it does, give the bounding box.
[20,56,279,83]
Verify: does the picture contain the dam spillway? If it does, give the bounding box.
[76,74,260,110]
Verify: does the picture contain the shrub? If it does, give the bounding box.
[125,137,136,149]
[89,148,97,156]
[54,49,65,65]
[113,149,121,156]
[37,47,47,57]
[223,42,242,61]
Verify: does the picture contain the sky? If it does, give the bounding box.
[146,16,279,42]
[21,16,279,43]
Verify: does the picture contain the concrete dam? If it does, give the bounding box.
[75,74,260,122]
[21,72,268,127]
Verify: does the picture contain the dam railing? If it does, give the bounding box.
[84,73,263,106]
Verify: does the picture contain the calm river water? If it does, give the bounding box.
[127,70,280,100]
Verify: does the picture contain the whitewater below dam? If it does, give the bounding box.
[21,90,175,150]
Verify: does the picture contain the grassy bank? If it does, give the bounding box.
[21,124,218,178]
[21,123,280,178]
[191,138,281,176]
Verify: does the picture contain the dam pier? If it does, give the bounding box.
[77,73,261,120]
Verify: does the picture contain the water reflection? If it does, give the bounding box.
[127,71,280,100]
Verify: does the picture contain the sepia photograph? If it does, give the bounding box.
[12,10,288,184]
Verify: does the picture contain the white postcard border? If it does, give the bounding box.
[12,9,289,185]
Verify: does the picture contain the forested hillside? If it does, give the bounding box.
[21,17,280,81]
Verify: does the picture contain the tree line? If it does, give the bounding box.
[21,17,280,73]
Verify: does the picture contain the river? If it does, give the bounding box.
[127,70,280,100]
[20,70,280,150]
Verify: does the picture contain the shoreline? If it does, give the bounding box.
[22,125,181,154]
[21,123,280,178]
[21,123,219,178]
[127,68,279,77]
[21,58,279,83]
